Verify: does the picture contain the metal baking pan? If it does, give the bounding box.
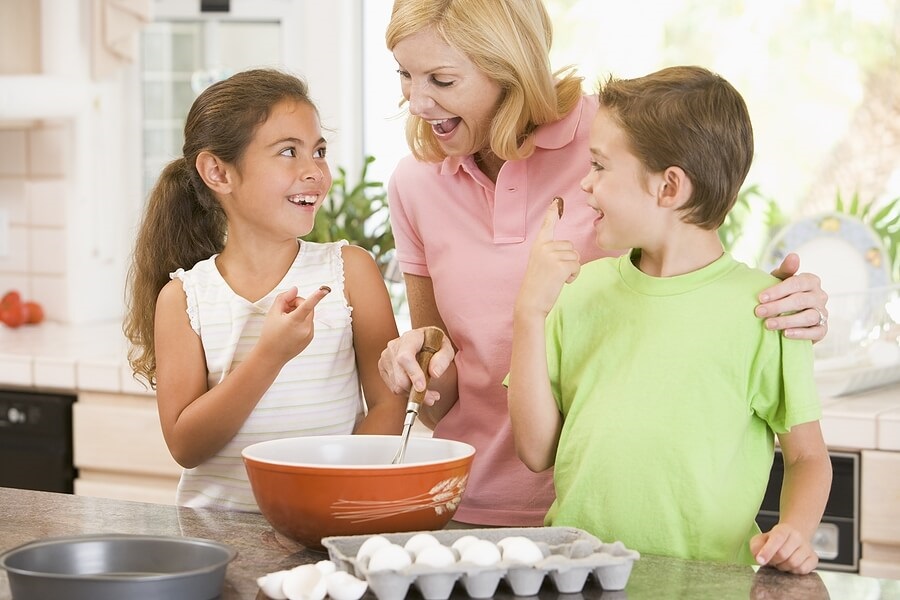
[0,534,236,600]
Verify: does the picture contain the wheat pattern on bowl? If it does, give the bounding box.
[331,475,468,523]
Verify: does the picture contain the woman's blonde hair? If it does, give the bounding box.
[124,69,315,388]
[386,0,583,163]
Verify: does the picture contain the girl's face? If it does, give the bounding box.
[392,26,503,157]
[580,107,662,251]
[226,99,332,239]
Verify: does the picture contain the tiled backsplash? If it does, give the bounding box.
[0,124,73,322]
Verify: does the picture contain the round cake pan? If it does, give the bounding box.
[0,534,236,600]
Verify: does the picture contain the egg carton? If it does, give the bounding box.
[322,526,640,600]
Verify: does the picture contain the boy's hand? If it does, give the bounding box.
[258,286,331,363]
[515,198,581,319]
[750,523,819,575]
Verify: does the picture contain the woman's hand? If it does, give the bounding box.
[378,327,455,405]
[756,253,828,342]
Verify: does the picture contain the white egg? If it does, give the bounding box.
[355,535,392,565]
[414,543,457,568]
[403,532,441,557]
[459,539,501,566]
[367,543,413,572]
[450,534,479,554]
[314,560,337,576]
[257,569,289,600]
[497,536,543,564]
[324,570,368,600]
[282,564,326,600]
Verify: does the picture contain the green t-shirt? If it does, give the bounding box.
[543,251,820,564]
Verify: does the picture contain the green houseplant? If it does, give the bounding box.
[834,191,900,282]
[304,155,395,275]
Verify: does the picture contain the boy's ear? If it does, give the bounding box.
[195,151,232,193]
[656,166,692,209]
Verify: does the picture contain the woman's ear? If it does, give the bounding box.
[195,151,232,193]
[656,166,692,209]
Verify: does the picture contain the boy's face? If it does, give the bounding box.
[580,107,661,251]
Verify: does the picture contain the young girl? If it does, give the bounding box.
[124,69,406,511]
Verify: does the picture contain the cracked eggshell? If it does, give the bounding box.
[459,539,501,566]
[257,570,289,600]
[282,564,326,600]
[497,536,544,564]
[355,535,392,566]
[403,532,441,557]
[414,543,457,568]
[325,570,368,600]
[367,543,413,572]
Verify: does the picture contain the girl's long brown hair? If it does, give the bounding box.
[124,69,315,387]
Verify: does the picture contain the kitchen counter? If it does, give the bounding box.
[1,488,898,600]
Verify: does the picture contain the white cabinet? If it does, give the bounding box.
[860,450,900,578]
[73,391,180,505]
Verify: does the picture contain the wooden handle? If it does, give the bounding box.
[409,327,445,406]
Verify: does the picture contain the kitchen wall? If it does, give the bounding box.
[0,0,143,325]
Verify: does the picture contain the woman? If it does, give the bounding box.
[378,0,828,527]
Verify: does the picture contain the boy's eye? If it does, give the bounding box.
[590,160,605,172]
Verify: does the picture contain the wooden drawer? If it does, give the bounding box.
[860,543,900,579]
[861,450,900,545]
[75,470,178,505]
[73,391,181,478]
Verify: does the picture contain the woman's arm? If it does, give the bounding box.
[757,253,829,342]
[749,420,832,574]
[154,280,328,468]
[378,274,459,429]
[341,245,407,434]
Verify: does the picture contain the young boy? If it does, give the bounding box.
[507,65,831,574]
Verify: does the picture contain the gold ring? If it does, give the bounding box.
[814,307,827,327]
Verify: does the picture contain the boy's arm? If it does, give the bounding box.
[751,420,832,574]
[508,199,580,472]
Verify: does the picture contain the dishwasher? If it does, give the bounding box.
[0,389,77,493]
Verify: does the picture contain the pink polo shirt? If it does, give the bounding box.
[388,95,615,526]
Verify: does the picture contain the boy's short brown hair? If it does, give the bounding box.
[598,65,753,229]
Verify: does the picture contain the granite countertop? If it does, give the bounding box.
[1,488,898,600]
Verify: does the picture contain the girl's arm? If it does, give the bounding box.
[378,274,459,430]
[508,200,579,472]
[341,245,407,434]
[750,421,832,574]
[154,279,328,468]
[757,253,829,342]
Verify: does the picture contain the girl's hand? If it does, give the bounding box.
[514,198,580,320]
[378,328,454,405]
[258,286,331,363]
[750,523,819,575]
[756,253,828,342]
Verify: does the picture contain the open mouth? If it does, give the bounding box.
[288,194,317,206]
[428,117,461,136]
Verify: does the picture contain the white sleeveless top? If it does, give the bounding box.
[170,240,363,511]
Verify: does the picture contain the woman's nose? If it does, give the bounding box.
[406,85,435,116]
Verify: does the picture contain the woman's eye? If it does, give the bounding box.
[430,75,453,88]
[396,69,410,79]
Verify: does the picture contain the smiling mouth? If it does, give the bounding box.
[288,194,317,206]
[428,117,461,136]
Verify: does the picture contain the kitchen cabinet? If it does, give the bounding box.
[73,391,180,505]
[860,450,900,579]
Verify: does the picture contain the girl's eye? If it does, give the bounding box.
[590,160,605,172]
[314,147,327,159]
[280,147,297,157]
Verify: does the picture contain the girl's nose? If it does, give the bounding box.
[300,159,326,181]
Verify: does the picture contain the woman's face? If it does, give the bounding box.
[392,27,503,157]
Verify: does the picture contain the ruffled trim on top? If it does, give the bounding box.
[170,267,201,335]
[330,240,353,320]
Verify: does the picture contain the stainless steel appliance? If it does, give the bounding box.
[757,449,860,572]
[0,390,77,493]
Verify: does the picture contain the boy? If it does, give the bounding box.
[507,65,831,574]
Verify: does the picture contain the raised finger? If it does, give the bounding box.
[292,285,332,319]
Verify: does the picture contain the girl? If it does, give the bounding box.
[125,69,406,511]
